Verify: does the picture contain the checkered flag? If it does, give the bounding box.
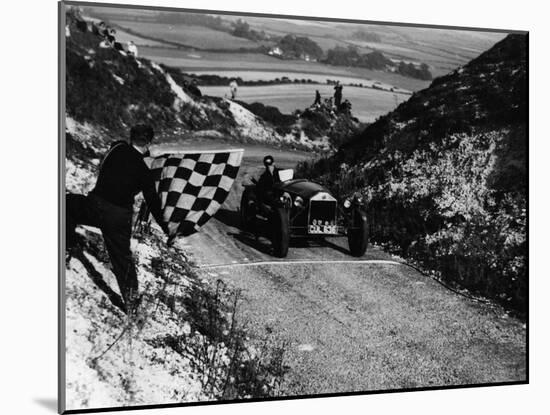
[144,149,244,239]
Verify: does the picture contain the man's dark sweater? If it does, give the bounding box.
[91,141,163,225]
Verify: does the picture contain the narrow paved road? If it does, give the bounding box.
[162,141,526,395]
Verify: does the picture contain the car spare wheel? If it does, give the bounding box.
[271,207,290,258]
[348,208,368,257]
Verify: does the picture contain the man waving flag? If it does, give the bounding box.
[144,149,244,240]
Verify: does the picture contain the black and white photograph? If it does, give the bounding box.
[59,1,527,412]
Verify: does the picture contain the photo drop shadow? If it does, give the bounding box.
[34,398,57,412]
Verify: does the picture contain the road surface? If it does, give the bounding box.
[166,142,526,395]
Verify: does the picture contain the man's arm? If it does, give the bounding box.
[257,171,269,193]
[273,168,281,183]
[140,164,168,233]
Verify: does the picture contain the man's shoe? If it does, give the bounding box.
[65,245,81,266]
[123,289,142,317]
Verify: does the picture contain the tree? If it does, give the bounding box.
[278,35,323,60]
[397,61,432,80]
[352,30,382,42]
[232,19,251,38]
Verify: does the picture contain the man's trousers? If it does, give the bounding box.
[66,193,137,302]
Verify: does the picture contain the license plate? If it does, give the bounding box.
[309,224,337,234]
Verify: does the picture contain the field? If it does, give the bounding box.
[369,26,507,76]
[110,27,176,48]
[200,84,409,122]
[105,19,266,50]
[190,70,409,92]
[140,47,431,92]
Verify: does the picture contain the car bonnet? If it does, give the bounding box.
[274,179,331,199]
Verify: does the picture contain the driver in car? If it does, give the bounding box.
[257,155,280,205]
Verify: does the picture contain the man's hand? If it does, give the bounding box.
[160,222,169,235]
[160,223,177,247]
[167,234,177,247]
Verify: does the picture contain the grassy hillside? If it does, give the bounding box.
[66,12,232,134]
[111,20,263,51]
[299,34,527,315]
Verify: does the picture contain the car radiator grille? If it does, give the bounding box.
[308,200,337,234]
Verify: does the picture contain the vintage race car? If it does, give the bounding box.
[240,169,368,258]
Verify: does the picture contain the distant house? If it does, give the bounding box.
[127,41,138,57]
[268,46,283,56]
[268,46,317,62]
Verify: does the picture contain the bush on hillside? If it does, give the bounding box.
[323,45,432,79]
[232,19,270,42]
[299,108,332,139]
[66,39,177,131]
[236,101,296,135]
[397,62,433,81]
[352,31,382,42]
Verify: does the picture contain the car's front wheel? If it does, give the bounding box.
[270,207,290,258]
[240,187,256,231]
[348,208,368,257]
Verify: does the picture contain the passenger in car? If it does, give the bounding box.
[257,155,280,204]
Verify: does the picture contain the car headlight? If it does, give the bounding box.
[294,196,304,207]
[279,193,292,208]
[343,199,351,209]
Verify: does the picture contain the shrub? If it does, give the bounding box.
[236,101,295,135]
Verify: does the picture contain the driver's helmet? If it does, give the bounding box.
[263,155,274,167]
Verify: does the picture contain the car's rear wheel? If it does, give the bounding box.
[271,207,290,258]
[348,208,368,257]
[240,187,255,231]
